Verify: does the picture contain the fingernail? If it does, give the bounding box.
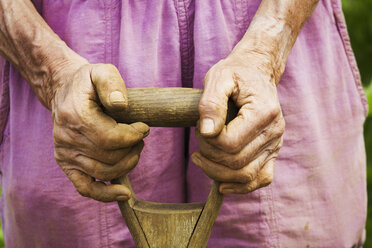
[110,91,125,105]
[116,195,129,201]
[200,118,214,134]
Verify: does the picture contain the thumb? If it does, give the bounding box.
[198,86,229,137]
[90,64,128,111]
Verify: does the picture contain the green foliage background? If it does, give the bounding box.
[0,1,370,247]
[342,0,372,246]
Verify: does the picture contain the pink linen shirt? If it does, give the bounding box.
[0,0,368,247]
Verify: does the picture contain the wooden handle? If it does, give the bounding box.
[109,88,232,247]
[107,88,238,127]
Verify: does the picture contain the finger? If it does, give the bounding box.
[206,111,284,153]
[74,145,131,165]
[53,125,131,164]
[90,63,128,111]
[78,141,144,181]
[219,159,275,194]
[56,142,144,181]
[191,151,269,184]
[196,128,282,169]
[65,169,131,202]
[56,108,149,150]
[198,68,235,137]
[82,114,149,149]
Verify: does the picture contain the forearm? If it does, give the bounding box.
[231,0,319,84]
[0,0,87,109]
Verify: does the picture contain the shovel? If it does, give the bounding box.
[109,88,237,248]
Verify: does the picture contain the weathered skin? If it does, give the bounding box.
[0,0,318,200]
[0,1,151,202]
[193,0,319,194]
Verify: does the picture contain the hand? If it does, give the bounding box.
[51,63,149,202]
[191,52,285,194]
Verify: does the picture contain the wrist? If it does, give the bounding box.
[0,0,89,109]
[230,16,295,85]
[38,40,89,109]
[228,47,281,86]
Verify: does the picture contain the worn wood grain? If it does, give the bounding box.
[107,88,238,127]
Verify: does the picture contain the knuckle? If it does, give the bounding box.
[54,150,63,163]
[54,148,75,165]
[261,173,274,187]
[222,134,242,153]
[244,185,254,193]
[101,64,122,85]
[198,97,221,114]
[55,104,75,124]
[271,126,284,140]
[267,139,283,154]
[266,104,281,121]
[269,117,285,138]
[262,116,285,141]
[259,162,275,188]
[52,127,74,146]
[277,118,286,135]
[225,143,240,154]
[198,90,227,116]
[53,133,64,147]
[65,170,91,197]
[277,138,284,150]
[203,67,215,83]
[240,170,255,183]
[76,183,90,198]
[52,126,61,141]
[258,99,280,122]
[95,63,117,73]
[105,63,119,73]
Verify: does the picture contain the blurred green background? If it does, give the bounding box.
[0,0,371,247]
[343,0,372,246]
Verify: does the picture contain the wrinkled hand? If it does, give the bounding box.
[191,52,285,194]
[51,63,149,202]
